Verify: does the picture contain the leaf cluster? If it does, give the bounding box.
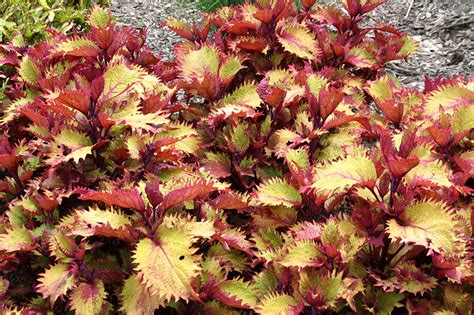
[0,0,110,45]
[0,2,473,314]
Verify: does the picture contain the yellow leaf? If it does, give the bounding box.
[386,200,461,255]
[254,178,302,207]
[311,154,376,195]
[120,275,164,314]
[18,56,40,85]
[133,227,200,302]
[451,105,474,134]
[89,6,112,27]
[276,19,320,60]
[256,292,300,315]
[37,264,76,304]
[70,280,108,315]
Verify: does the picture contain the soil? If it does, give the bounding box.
[110,0,474,89]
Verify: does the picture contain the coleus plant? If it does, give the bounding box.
[0,2,473,314]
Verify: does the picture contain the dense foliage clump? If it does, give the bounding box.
[0,1,472,314]
[0,0,110,45]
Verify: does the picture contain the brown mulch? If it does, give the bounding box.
[370,0,473,88]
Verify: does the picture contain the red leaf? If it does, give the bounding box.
[0,154,18,173]
[386,156,419,179]
[324,115,371,130]
[54,90,90,115]
[319,88,343,120]
[78,188,145,212]
[377,99,404,125]
[145,176,163,208]
[159,179,217,211]
[301,0,316,10]
[225,22,258,35]
[211,192,248,210]
[91,26,115,50]
[253,10,273,24]
[428,125,451,147]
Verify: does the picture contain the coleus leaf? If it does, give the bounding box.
[53,90,90,115]
[0,277,8,300]
[36,263,76,304]
[18,56,40,85]
[424,83,474,118]
[0,227,35,252]
[311,154,377,197]
[340,0,386,16]
[386,200,461,255]
[209,278,257,309]
[52,38,101,58]
[159,178,217,211]
[50,130,93,165]
[178,45,219,81]
[72,207,133,242]
[133,226,200,302]
[101,61,159,101]
[214,225,254,256]
[344,46,378,69]
[451,105,474,134]
[165,19,194,41]
[404,161,454,189]
[120,275,163,315]
[253,178,302,208]
[372,290,405,315]
[0,97,33,125]
[288,221,322,241]
[78,187,145,212]
[277,240,321,268]
[371,263,437,295]
[69,280,108,315]
[89,6,112,28]
[276,19,320,60]
[256,292,303,315]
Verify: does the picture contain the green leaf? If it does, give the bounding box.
[284,148,309,172]
[254,178,302,207]
[425,84,474,118]
[0,97,33,125]
[102,62,159,101]
[217,279,258,308]
[222,83,261,108]
[405,161,453,188]
[386,200,461,255]
[230,124,250,152]
[89,6,111,27]
[374,290,404,315]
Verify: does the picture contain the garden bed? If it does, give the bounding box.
[111,0,473,88]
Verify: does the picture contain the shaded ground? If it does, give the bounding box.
[111,0,473,89]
